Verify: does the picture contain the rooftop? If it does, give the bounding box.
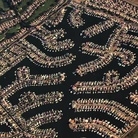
[124,0,138,7]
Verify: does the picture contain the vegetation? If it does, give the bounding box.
[18,0,33,8]
[17,0,34,13]
[0,34,5,42]
[0,0,57,42]
[0,24,21,42]
[0,0,9,11]
[127,127,138,138]
[6,24,21,34]
[27,0,56,22]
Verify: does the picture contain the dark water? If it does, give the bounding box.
[0,7,138,138]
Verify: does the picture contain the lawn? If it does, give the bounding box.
[18,0,33,8]
[0,24,21,41]
[6,24,21,34]
[0,0,9,11]
[17,0,35,13]
[27,0,56,22]
[0,34,5,42]
[127,127,138,138]
[0,0,56,42]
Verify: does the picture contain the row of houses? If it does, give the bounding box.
[0,10,15,20]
